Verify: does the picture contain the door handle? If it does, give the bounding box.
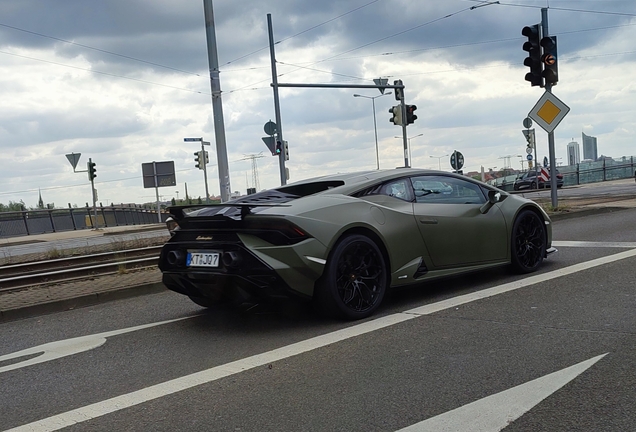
[419,218,438,224]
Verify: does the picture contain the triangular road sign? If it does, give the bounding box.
[374,78,388,94]
[65,153,81,170]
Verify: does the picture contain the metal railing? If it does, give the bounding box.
[0,204,169,239]
[488,156,636,192]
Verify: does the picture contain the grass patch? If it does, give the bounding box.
[541,202,572,213]
[46,247,63,259]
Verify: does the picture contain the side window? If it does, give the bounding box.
[378,178,413,202]
[411,175,486,204]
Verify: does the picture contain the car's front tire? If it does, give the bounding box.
[511,210,546,273]
[316,234,387,320]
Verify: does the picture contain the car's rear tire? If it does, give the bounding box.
[510,210,546,274]
[531,181,537,189]
[316,234,387,320]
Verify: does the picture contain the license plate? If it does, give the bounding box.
[187,251,220,268]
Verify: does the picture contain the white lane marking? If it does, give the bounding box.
[7,248,636,432]
[0,317,194,374]
[396,353,608,432]
[553,240,636,248]
[404,247,636,317]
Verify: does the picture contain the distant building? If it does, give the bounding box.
[566,141,580,165]
[582,132,598,161]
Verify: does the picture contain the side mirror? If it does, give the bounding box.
[480,190,503,214]
[488,190,501,204]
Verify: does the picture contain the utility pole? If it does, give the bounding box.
[203,0,231,202]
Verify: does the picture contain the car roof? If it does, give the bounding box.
[275,168,491,197]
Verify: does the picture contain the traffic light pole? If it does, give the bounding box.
[267,14,287,186]
[88,157,99,230]
[202,141,210,203]
[399,90,409,168]
[542,8,558,208]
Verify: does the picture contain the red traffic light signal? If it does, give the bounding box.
[406,105,417,124]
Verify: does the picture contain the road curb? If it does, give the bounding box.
[0,282,167,323]
[548,206,629,221]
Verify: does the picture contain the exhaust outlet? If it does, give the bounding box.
[222,251,242,268]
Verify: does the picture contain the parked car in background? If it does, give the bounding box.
[514,168,564,190]
[159,169,556,320]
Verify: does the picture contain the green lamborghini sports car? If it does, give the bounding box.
[159,169,556,320]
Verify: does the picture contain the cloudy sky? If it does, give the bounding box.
[1,0,635,208]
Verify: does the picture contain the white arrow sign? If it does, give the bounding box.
[397,353,608,432]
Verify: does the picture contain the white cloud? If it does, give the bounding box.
[1,1,635,207]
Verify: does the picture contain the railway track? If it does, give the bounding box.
[0,246,162,292]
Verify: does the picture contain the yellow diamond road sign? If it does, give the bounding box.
[528,91,570,133]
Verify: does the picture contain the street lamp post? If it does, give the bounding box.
[353,92,392,170]
[395,133,423,165]
[430,154,449,170]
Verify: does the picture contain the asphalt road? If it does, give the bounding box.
[1,209,636,431]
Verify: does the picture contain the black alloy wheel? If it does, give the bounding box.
[511,209,546,273]
[317,234,387,320]
[531,181,537,189]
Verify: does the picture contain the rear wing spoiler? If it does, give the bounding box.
[167,203,289,221]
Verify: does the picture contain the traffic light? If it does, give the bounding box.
[394,79,403,101]
[283,141,289,161]
[406,105,417,124]
[194,151,203,170]
[389,106,403,126]
[522,24,543,87]
[87,160,97,181]
[540,35,558,86]
[204,150,209,165]
[275,141,282,156]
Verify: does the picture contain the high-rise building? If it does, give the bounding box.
[582,132,598,161]
[567,141,580,165]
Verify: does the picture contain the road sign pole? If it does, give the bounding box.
[542,7,558,208]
